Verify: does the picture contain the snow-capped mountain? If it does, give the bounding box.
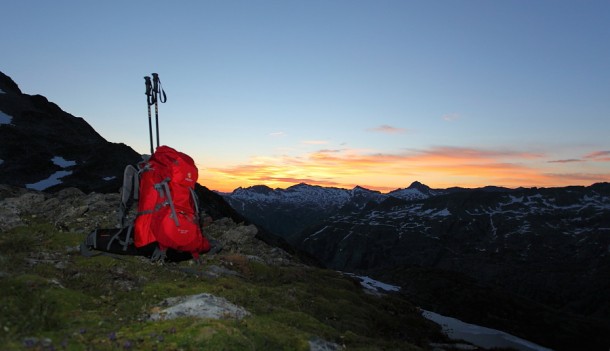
[387,180,441,200]
[224,182,394,243]
[230,183,353,206]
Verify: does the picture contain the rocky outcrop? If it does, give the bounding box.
[0,185,119,233]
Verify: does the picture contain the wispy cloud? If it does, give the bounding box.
[442,113,460,122]
[548,159,583,163]
[584,150,610,161]
[543,172,610,182]
[269,131,285,137]
[412,146,544,161]
[317,149,344,153]
[367,125,406,134]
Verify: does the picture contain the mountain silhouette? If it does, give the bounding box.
[0,71,141,193]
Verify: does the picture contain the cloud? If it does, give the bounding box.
[543,172,610,182]
[442,113,460,122]
[584,150,610,161]
[548,159,583,163]
[269,131,285,137]
[317,149,344,153]
[367,125,406,134]
[412,146,544,161]
[203,145,572,192]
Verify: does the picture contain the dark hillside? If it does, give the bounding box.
[0,71,141,193]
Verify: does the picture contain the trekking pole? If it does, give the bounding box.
[151,73,167,149]
[144,76,154,155]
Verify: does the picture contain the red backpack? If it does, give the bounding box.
[82,75,210,261]
[124,145,210,259]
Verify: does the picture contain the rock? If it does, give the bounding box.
[222,224,258,245]
[149,293,250,321]
[308,337,343,351]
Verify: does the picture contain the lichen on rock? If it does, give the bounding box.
[149,293,250,321]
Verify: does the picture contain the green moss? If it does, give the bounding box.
[0,221,444,350]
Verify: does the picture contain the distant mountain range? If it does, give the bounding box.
[223,181,510,243]
[223,181,610,350]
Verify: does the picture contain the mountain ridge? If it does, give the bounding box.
[0,71,141,193]
[223,180,610,350]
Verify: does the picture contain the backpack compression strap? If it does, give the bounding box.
[118,165,140,227]
[190,187,200,220]
[154,178,180,226]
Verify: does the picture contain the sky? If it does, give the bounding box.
[2,0,609,193]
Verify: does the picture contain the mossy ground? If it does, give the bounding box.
[0,222,445,350]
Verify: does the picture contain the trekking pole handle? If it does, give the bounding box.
[151,73,167,103]
[144,76,154,106]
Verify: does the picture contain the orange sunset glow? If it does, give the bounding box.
[199,146,610,193]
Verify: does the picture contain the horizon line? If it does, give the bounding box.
[202,180,609,194]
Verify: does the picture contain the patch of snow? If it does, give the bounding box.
[0,159,3,166]
[340,231,354,242]
[433,208,451,217]
[102,176,116,181]
[309,337,342,351]
[0,88,5,94]
[0,111,13,125]
[507,195,524,204]
[421,310,553,351]
[26,171,73,191]
[344,273,401,294]
[52,156,76,168]
[24,156,77,190]
[303,226,329,242]
[390,187,428,201]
